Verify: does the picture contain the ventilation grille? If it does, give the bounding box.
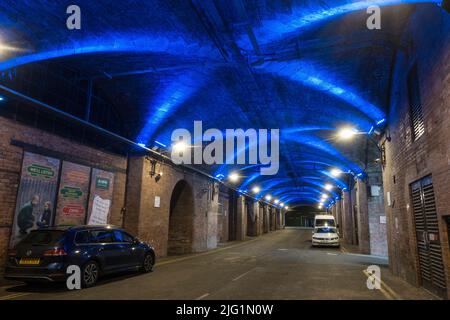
[411,177,447,295]
[408,64,425,141]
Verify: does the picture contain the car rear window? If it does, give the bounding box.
[75,231,91,244]
[90,230,115,243]
[20,230,65,245]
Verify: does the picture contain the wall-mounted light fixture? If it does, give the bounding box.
[147,158,163,182]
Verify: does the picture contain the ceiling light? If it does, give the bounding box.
[285,206,289,210]
[228,172,240,183]
[172,141,188,153]
[338,127,358,140]
[252,186,260,194]
[274,199,280,204]
[279,202,284,206]
[330,168,342,177]
[321,194,329,199]
[324,184,333,191]
[265,195,272,201]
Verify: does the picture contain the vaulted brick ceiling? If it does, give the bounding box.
[0,0,441,207]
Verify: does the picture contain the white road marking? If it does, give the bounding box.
[232,269,254,282]
[195,293,210,300]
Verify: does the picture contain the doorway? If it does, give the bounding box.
[411,175,447,297]
[168,180,194,255]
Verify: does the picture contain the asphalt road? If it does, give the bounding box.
[0,228,437,300]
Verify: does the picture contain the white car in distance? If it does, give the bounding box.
[312,226,340,247]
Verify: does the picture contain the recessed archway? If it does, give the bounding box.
[168,180,194,255]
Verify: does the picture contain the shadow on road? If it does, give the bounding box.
[5,270,148,294]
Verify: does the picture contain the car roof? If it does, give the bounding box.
[315,215,335,219]
[34,225,121,232]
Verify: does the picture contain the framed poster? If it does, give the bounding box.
[55,161,91,225]
[87,168,115,225]
[10,152,60,247]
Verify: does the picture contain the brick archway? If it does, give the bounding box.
[168,180,194,255]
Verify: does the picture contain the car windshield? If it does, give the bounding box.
[315,227,337,234]
[20,230,65,246]
[315,219,335,227]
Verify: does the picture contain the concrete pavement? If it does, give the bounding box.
[0,228,437,300]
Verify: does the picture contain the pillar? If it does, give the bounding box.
[236,196,246,240]
[336,199,343,234]
[342,191,354,244]
[356,179,370,254]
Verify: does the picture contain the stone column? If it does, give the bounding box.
[356,179,370,254]
[336,199,343,234]
[236,196,246,240]
[342,191,354,244]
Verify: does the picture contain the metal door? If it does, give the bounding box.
[411,176,447,297]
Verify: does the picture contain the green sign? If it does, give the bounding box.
[96,177,110,190]
[27,164,55,179]
[60,186,83,199]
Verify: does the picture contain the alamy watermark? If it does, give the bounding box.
[171,121,279,175]
[366,265,381,290]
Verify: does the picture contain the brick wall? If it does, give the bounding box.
[0,115,127,271]
[125,156,220,257]
[382,6,450,297]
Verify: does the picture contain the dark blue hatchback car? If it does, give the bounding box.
[4,225,155,288]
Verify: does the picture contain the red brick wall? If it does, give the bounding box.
[382,7,450,297]
[0,115,127,271]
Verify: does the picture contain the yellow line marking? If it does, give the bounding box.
[0,292,31,300]
[363,270,400,300]
[155,238,260,267]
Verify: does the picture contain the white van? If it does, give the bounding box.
[312,215,339,247]
[314,215,336,228]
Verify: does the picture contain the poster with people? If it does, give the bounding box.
[54,161,91,225]
[87,168,115,225]
[9,152,60,247]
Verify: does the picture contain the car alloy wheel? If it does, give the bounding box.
[142,254,154,273]
[83,261,99,287]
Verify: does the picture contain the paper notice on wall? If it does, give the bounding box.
[88,195,111,225]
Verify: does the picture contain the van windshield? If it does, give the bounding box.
[315,227,336,234]
[315,219,335,227]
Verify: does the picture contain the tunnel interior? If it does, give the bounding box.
[0,0,449,300]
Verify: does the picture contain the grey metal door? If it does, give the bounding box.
[411,176,447,297]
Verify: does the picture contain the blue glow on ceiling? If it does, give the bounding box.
[136,71,207,145]
[237,0,441,49]
[257,60,385,127]
[283,131,363,174]
[0,33,219,71]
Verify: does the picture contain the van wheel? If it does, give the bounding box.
[141,253,154,273]
[82,261,99,288]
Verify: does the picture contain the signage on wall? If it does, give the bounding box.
[95,177,110,190]
[87,168,115,225]
[60,186,83,199]
[11,152,117,242]
[154,196,161,208]
[27,164,55,179]
[88,195,111,225]
[380,216,386,224]
[55,161,91,225]
[10,152,60,247]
